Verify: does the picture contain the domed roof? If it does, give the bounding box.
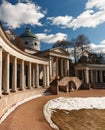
[20,28,38,40]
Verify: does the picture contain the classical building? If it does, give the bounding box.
[75,64,105,89]
[35,47,70,81]
[19,28,70,82]
[0,23,51,118]
[1,22,105,122]
[0,23,71,119]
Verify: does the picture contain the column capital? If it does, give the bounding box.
[49,56,52,60]
[13,56,17,59]
[6,52,9,54]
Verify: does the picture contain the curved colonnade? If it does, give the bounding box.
[0,24,49,118]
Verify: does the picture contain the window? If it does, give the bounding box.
[25,41,28,45]
[34,43,37,46]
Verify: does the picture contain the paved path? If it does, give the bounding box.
[0,90,105,130]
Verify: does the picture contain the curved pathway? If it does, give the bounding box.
[0,90,105,130]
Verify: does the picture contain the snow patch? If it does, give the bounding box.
[43,97,105,130]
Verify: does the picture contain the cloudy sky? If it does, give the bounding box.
[0,0,105,52]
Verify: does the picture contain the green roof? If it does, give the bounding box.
[20,28,38,39]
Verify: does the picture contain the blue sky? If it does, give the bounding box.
[0,0,105,52]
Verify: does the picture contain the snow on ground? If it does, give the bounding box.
[43,97,105,130]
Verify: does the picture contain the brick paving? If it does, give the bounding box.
[0,89,105,130]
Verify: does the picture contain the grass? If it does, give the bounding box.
[51,109,105,130]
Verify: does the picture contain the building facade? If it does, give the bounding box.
[75,64,105,89]
[0,24,51,117]
[35,47,70,81]
[0,24,70,118]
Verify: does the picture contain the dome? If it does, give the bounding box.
[20,28,38,40]
[20,28,40,53]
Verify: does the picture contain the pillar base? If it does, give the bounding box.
[26,87,32,89]
[19,88,24,91]
[33,85,35,88]
[11,90,17,93]
[2,91,9,95]
[35,86,40,89]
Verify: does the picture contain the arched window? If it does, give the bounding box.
[25,41,28,45]
[34,43,37,46]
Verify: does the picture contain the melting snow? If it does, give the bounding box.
[43,97,105,130]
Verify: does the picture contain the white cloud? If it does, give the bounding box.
[69,40,105,54]
[44,29,52,33]
[0,1,45,29]
[36,33,67,44]
[18,0,32,3]
[86,0,105,10]
[47,15,73,27]
[100,40,105,45]
[90,41,105,53]
[47,0,105,30]
[68,9,105,30]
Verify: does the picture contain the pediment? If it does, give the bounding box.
[50,47,69,56]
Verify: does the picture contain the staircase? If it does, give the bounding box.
[58,77,82,90]
[50,79,59,94]
[50,77,82,94]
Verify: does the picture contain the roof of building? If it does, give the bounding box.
[75,63,105,69]
[20,28,38,40]
[34,47,70,59]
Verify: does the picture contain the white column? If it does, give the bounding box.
[67,59,69,76]
[90,70,93,83]
[36,64,39,88]
[56,57,59,77]
[32,66,35,87]
[20,60,24,90]
[64,59,67,76]
[75,69,78,77]
[46,65,49,87]
[61,59,63,77]
[85,69,89,84]
[3,52,10,94]
[100,70,103,83]
[49,56,52,80]
[52,57,54,78]
[28,62,31,89]
[11,57,17,92]
[95,70,98,83]
[43,65,46,87]
[82,70,85,82]
[0,47,2,97]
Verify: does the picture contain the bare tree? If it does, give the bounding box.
[53,39,70,49]
[88,53,104,64]
[70,34,91,63]
[5,30,25,51]
[52,34,91,64]
[76,34,91,56]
